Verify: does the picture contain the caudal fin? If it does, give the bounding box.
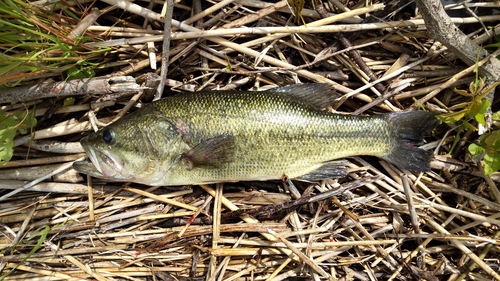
[382,111,440,172]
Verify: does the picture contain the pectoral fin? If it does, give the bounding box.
[297,160,350,181]
[182,133,236,169]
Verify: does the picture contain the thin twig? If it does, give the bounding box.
[155,0,174,100]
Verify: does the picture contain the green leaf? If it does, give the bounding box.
[462,121,478,131]
[481,131,500,152]
[479,99,490,114]
[437,110,467,124]
[493,139,500,151]
[484,153,500,175]
[449,130,463,155]
[0,109,36,165]
[0,111,19,128]
[484,42,500,49]
[468,143,484,157]
[0,128,16,165]
[468,99,483,117]
[475,114,486,126]
[66,65,95,80]
[63,97,75,107]
[472,100,490,126]
[492,110,500,121]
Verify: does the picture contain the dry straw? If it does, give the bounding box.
[1,0,500,280]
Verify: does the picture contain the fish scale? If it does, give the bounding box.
[74,84,439,186]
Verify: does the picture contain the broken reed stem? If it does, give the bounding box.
[0,158,84,201]
[200,184,278,242]
[123,186,198,211]
[412,49,500,108]
[86,15,500,47]
[221,175,379,220]
[155,0,174,99]
[426,218,500,281]
[184,0,236,25]
[416,197,500,227]
[0,76,140,104]
[0,154,85,169]
[216,237,398,249]
[13,117,114,147]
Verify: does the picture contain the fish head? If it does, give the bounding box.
[74,111,188,185]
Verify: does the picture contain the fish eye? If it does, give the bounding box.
[102,129,116,144]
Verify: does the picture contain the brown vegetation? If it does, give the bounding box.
[0,0,499,280]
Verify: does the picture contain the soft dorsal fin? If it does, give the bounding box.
[267,84,338,110]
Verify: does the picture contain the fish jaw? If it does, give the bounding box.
[74,132,176,184]
[73,159,104,178]
[73,136,126,180]
[87,146,124,177]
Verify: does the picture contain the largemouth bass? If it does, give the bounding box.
[73,84,439,186]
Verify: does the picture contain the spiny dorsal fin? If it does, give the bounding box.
[182,133,236,169]
[268,84,338,110]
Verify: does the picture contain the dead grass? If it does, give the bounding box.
[1,0,500,280]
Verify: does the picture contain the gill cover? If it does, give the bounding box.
[74,110,186,183]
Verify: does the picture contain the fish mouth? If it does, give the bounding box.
[73,158,104,178]
[73,143,124,179]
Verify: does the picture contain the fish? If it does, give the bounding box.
[73,84,439,186]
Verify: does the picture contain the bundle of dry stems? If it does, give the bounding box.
[0,0,499,280]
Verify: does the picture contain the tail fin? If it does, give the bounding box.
[382,111,440,172]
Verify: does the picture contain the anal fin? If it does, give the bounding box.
[297,160,350,181]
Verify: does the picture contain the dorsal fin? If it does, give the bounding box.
[267,84,338,110]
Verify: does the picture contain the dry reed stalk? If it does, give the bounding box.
[426,218,500,281]
[200,184,279,242]
[0,155,85,169]
[85,16,500,46]
[1,0,499,280]
[123,186,198,211]
[13,118,109,147]
[31,101,115,117]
